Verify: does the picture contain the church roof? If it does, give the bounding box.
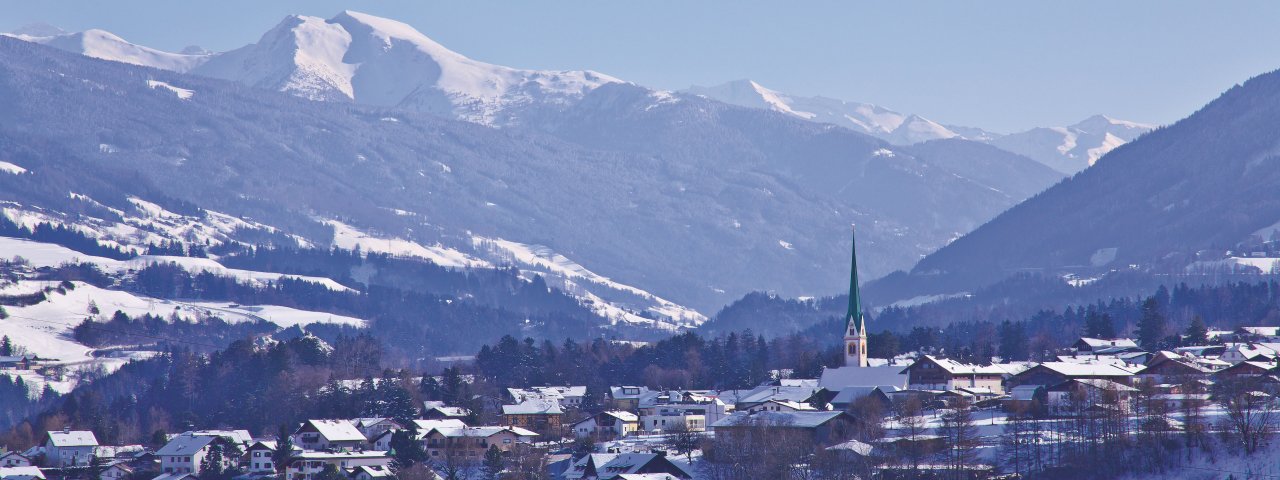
[846,226,866,336]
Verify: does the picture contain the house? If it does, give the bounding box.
[421,401,471,420]
[1136,352,1214,383]
[99,463,132,480]
[0,453,31,468]
[0,467,45,480]
[0,355,37,371]
[167,430,253,449]
[421,426,536,460]
[638,410,705,433]
[245,440,302,474]
[711,411,858,447]
[572,411,640,439]
[899,356,1006,394]
[149,473,194,480]
[562,453,693,480]
[1217,360,1277,377]
[42,429,98,467]
[609,386,652,411]
[1004,385,1045,413]
[285,451,391,480]
[1073,338,1141,355]
[1045,379,1137,415]
[1220,343,1280,363]
[350,418,400,442]
[1150,393,1211,411]
[507,386,588,408]
[817,365,909,392]
[730,384,819,411]
[157,434,234,475]
[637,390,732,427]
[1008,361,1138,389]
[743,399,817,413]
[826,386,897,412]
[501,399,564,432]
[292,420,367,451]
[350,465,394,480]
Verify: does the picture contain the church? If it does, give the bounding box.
[817,227,908,392]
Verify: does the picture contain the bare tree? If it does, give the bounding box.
[937,399,980,479]
[1215,377,1278,455]
[665,423,703,463]
[892,395,932,472]
[1001,404,1037,478]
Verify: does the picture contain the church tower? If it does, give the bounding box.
[844,226,869,367]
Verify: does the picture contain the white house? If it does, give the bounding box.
[350,419,400,443]
[292,420,367,451]
[900,356,1007,394]
[0,453,31,468]
[508,386,588,408]
[99,463,131,480]
[285,451,391,480]
[245,440,302,474]
[157,434,232,475]
[571,411,640,439]
[744,400,817,413]
[0,466,45,480]
[1046,379,1137,415]
[42,430,98,467]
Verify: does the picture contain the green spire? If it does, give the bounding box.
[846,225,865,336]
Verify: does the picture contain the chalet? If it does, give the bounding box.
[900,356,1006,394]
[562,453,693,480]
[1150,393,1211,411]
[245,440,302,474]
[422,426,536,460]
[351,418,400,442]
[1220,343,1280,363]
[1073,338,1141,355]
[0,453,31,468]
[291,420,367,452]
[712,411,857,447]
[99,463,131,480]
[1217,360,1277,377]
[1008,361,1138,389]
[0,355,37,371]
[285,451,391,480]
[501,399,564,432]
[350,465,394,480]
[1136,352,1215,383]
[507,386,588,408]
[1046,379,1136,415]
[421,401,470,420]
[0,467,45,480]
[157,434,234,475]
[571,411,640,439]
[744,399,818,413]
[42,429,98,467]
[608,386,652,411]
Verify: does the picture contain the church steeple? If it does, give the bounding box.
[844,225,869,367]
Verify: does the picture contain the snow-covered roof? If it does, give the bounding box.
[609,386,651,399]
[352,466,394,478]
[733,385,816,405]
[502,399,563,415]
[150,472,194,480]
[826,439,873,456]
[412,419,467,433]
[1240,327,1280,336]
[1077,337,1139,349]
[429,426,537,438]
[819,365,909,390]
[0,467,45,480]
[507,386,586,402]
[1034,361,1140,377]
[830,386,898,405]
[1050,379,1137,392]
[300,420,367,442]
[566,453,690,479]
[168,430,252,446]
[711,411,847,429]
[602,411,639,422]
[156,435,217,456]
[421,402,471,417]
[904,356,1008,375]
[293,451,389,460]
[45,430,98,447]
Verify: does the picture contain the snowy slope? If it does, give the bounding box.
[5,29,211,72]
[989,115,1155,174]
[193,11,622,124]
[686,79,965,144]
[687,80,1154,173]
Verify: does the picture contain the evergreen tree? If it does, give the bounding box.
[481,445,504,480]
[1084,311,1116,339]
[0,336,13,357]
[273,424,294,477]
[998,321,1029,361]
[1137,298,1167,350]
[1184,315,1209,346]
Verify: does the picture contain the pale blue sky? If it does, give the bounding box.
[4,0,1279,132]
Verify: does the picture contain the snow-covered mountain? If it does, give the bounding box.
[988,115,1155,174]
[4,28,212,73]
[191,11,621,124]
[686,79,967,144]
[686,79,1155,174]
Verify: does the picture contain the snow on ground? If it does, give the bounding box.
[146,79,194,100]
[884,292,969,309]
[0,237,350,292]
[473,236,706,328]
[1187,257,1280,274]
[0,279,366,392]
[0,161,27,174]
[327,220,489,269]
